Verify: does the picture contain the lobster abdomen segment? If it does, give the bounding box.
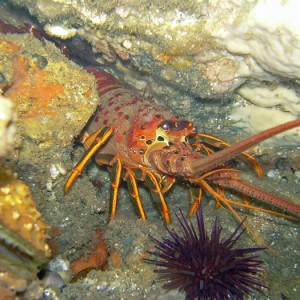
[85,67,123,96]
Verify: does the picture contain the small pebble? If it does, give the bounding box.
[50,164,60,179]
[267,169,277,179]
[96,282,108,292]
[0,72,6,83]
[43,271,66,290]
[48,256,70,272]
[32,54,48,69]
[122,40,132,49]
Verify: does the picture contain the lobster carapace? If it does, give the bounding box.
[64,67,300,224]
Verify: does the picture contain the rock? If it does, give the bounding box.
[4,0,300,144]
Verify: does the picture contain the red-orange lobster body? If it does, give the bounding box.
[65,67,300,224]
[82,67,176,167]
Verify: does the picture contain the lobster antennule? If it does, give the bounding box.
[186,119,300,177]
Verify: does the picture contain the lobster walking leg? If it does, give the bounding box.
[109,158,122,220]
[188,187,203,217]
[124,169,147,220]
[144,171,171,224]
[64,126,113,193]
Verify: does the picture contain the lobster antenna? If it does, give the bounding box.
[188,119,300,177]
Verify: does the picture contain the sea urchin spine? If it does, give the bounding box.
[145,209,266,300]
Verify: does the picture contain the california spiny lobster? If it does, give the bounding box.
[1,6,299,225]
[64,67,300,226]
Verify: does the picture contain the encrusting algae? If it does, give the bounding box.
[0,32,99,167]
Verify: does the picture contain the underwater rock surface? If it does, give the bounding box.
[0,116,51,298]
[0,1,299,299]
[0,33,99,167]
[4,0,300,144]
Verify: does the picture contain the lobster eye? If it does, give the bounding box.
[161,122,169,131]
[192,126,198,133]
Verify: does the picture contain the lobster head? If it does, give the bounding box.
[156,120,197,145]
[142,119,197,167]
[128,114,197,167]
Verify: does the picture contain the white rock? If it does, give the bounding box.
[213,0,300,80]
[208,0,300,144]
[238,84,300,113]
[44,24,77,39]
[0,96,16,159]
[230,105,300,146]
[50,164,60,179]
[48,256,70,272]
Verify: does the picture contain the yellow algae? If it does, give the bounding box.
[0,167,50,284]
[0,33,99,167]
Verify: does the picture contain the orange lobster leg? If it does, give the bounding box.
[188,187,203,217]
[124,169,147,220]
[96,157,148,221]
[161,175,176,194]
[64,126,113,193]
[144,171,171,224]
[109,158,122,220]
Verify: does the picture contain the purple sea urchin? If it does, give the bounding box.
[145,210,266,300]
